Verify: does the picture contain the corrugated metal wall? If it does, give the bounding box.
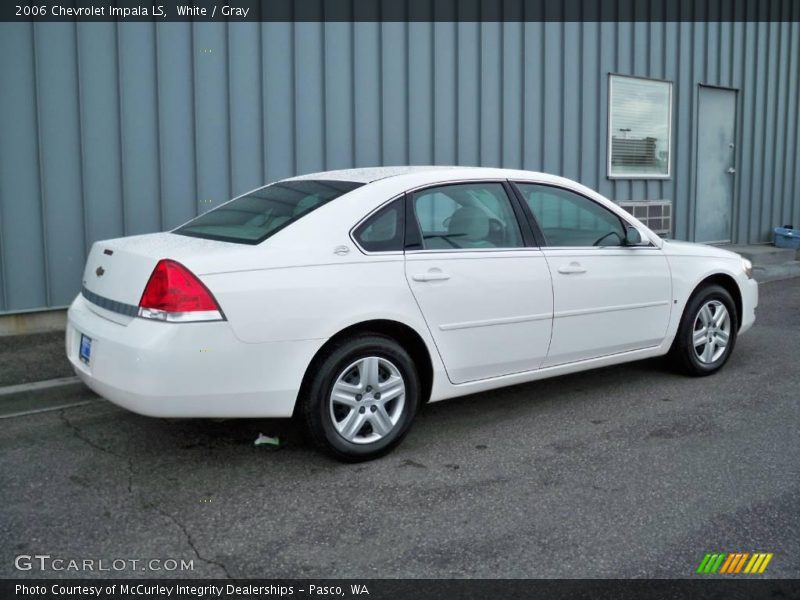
[1,16,799,313]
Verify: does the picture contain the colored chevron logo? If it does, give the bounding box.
[696,552,773,574]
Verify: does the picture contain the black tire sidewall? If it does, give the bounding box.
[679,285,738,375]
[305,335,420,461]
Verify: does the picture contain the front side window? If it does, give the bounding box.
[175,180,363,244]
[353,198,404,252]
[516,184,626,247]
[608,74,672,178]
[412,183,523,250]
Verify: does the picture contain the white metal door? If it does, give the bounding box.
[542,247,672,367]
[405,251,553,384]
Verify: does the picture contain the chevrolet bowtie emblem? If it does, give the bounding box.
[96,266,105,277]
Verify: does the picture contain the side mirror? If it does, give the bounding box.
[625,226,648,246]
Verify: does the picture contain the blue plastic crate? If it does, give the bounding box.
[774,226,800,250]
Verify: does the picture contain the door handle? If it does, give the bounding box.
[412,270,451,282]
[557,262,587,275]
[727,167,736,174]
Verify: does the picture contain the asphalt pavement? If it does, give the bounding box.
[0,331,72,387]
[1,278,798,579]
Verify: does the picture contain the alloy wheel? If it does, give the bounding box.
[329,356,406,444]
[692,300,731,364]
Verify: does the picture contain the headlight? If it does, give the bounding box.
[741,258,753,279]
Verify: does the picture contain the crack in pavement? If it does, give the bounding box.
[59,409,232,578]
[154,506,233,579]
[59,409,134,493]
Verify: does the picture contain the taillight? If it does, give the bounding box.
[138,259,224,322]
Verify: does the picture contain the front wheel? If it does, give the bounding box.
[302,335,420,462]
[668,284,738,376]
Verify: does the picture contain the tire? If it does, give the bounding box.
[668,284,739,376]
[302,334,420,462]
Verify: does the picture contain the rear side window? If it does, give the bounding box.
[412,182,524,250]
[175,180,363,244]
[353,198,404,252]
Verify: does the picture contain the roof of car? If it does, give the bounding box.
[283,165,590,191]
[285,165,497,184]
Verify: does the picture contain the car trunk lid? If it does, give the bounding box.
[81,232,246,313]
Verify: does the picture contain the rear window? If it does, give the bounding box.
[175,179,363,244]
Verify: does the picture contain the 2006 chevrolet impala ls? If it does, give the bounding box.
[67,166,757,461]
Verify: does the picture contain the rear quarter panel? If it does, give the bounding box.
[201,256,436,346]
[201,255,450,401]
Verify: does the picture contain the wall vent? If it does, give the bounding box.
[619,200,673,237]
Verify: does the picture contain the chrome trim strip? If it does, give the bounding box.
[439,312,552,331]
[81,287,225,322]
[539,245,658,251]
[81,286,138,318]
[405,247,544,255]
[138,307,224,323]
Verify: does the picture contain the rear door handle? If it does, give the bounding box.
[412,270,451,282]
[557,262,587,275]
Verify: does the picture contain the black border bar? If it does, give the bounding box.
[3,579,800,600]
[3,0,799,23]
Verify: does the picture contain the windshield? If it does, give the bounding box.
[174,179,364,244]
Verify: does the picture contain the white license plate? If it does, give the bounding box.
[79,334,92,365]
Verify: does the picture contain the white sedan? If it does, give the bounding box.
[67,166,757,461]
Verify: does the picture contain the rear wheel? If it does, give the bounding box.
[302,334,420,462]
[669,284,738,376]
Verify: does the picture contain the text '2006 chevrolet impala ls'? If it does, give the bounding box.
[67,166,757,461]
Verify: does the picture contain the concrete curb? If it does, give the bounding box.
[751,263,800,283]
[0,376,81,397]
[0,376,97,419]
[0,308,67,337]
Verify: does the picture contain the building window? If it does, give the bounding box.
[608,74,672,179]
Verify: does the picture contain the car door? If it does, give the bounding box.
[404,181,553,384]
[513,182,672,367]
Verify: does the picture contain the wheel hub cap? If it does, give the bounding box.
[329,356,406,444]
[692,300,731,364]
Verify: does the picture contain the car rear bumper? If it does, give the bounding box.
[66,294,322,418]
